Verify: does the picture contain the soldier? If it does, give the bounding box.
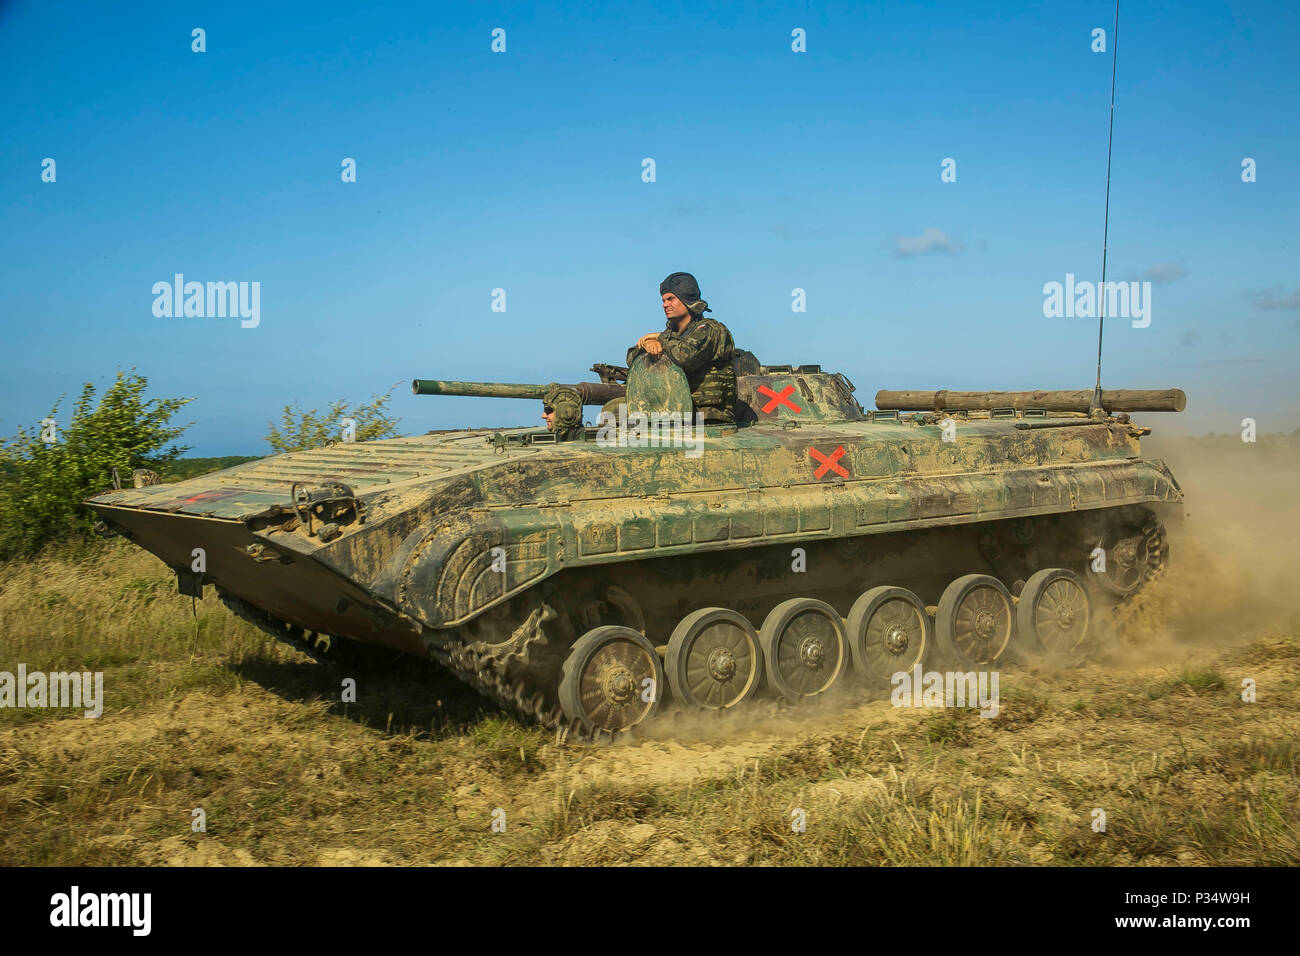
[541,383,585,441]
[629,272,738,424]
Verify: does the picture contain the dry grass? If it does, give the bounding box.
[1,542,1297,866]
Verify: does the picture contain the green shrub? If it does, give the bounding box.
[0,371,192,558]
[264,392,401,454]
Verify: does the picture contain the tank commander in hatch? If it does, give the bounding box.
[541,383,585,441]
[629,272,738,424]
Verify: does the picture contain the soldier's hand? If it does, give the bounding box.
[638,332,663,356]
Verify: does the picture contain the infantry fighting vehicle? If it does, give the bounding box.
[85,358,1185,736]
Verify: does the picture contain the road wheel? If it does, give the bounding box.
[1086,514,1167,600]
[1017,568,1092,662]
[847,586,930,685]
[935,574,1016,667]
[665,608,764,711]
[558,626,663,733]
[759,598,848,702]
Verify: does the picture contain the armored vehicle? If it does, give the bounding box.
[85,358,1185,736]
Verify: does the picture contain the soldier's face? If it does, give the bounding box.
[662,293,689,323]
[542,408,556,431]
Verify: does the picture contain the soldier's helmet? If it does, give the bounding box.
[660,272,711,315]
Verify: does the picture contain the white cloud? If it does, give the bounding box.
[1249,288,1300,311]
[1140,262,1187,284]
[894,227,960,257]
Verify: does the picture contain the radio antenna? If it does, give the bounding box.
[1090,0,1120,416]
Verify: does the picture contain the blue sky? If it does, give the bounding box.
[2,0,1297,453]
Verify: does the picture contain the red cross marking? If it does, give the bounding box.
[810,445,849,479]
[180,494,233,509]
[757,383,801,414]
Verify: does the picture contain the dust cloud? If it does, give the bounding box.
[1105,434,1300,660]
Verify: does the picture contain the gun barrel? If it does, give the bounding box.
[874,388,1186,413]
[412,380,546,399]
[411,380,625,405]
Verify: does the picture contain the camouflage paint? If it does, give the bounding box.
[85,370,1183,641]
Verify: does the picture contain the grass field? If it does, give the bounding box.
[1,436,1297,866]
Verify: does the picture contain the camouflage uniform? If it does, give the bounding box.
[542,384,585,441]
[628,316,737,423]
